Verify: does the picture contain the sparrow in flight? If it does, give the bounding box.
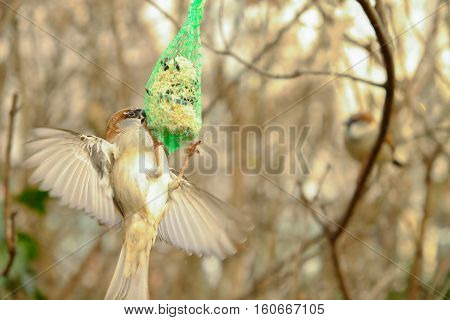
[25,107,252,299]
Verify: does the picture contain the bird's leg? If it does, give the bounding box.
[147,137,164,179]
[169,140,201,191]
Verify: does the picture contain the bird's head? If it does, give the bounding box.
[344,112,377,140]
[344,112,375,128]
[106,107,147,141]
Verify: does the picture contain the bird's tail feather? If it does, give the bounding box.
[105,242,151,300]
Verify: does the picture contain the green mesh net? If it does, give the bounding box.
[144,0,205,154]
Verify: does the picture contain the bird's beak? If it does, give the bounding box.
[139,109,147,125]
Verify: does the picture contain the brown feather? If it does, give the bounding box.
[105,108,132,141]
[384,133,395,151]
[350,112,375,124]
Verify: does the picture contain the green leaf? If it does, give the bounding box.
[386,289,407,300]
[0,232,41,298]
[33,288,47,300]
[17,233,39,261]
[15,187,49,215]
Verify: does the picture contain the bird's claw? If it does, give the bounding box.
[169,179,182,192]
[186,140,201,157]
[169,141,201,192]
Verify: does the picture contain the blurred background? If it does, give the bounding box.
[0,0,449,299]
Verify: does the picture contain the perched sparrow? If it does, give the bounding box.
[344,112,402,167]
[25,107,252,300]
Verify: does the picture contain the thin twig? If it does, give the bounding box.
[299,164,332,235]
[2,93,19,277]
[375,0,389,28]
[398,126,450,145]
[329,240,351,299]
[315,2,383,66]
[110,0,130,105]
[298,165,351,298]
[410,1,441,86]
[203,1,314,116]
[298,165,352,298]
[144,0,181,29]
[238,235,324,299]
[218,0,229,49]
[0,0,22,34]
[425,257,450,299]
[208,48,386,88]
[286,164,332,298]
[365,267,399,299]
[407,145,441,299]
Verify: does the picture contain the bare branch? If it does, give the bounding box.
[298,164,333,235]
[110,0,130,105]
[330,241,351,299]
[315,2,383,66]
[330,0,396,243]
[408,145,441,299]
[425,257,450,299]
[327,0,396,299]
[410,1,441,85]
[208,47,386,88]
[204,1,314,116]
[144,0,181,29]
[2,93,20,277]
[375,0,389,27]
[238,235,324,299]
[218,0,229,49]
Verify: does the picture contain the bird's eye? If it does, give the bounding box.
[127,111,135,117]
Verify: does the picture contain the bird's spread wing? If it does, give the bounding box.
[25,128,121,227]
[158,172,253,259]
